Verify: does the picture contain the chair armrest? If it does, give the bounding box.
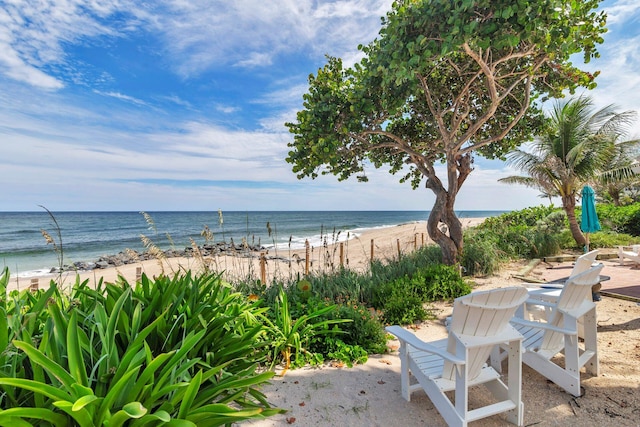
[385,325,465,365]
[510,317,578,336]
[558,300,595,319]
[524,298,557,308]
[453,326,523,348]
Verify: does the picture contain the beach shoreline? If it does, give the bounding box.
[6,219,485,292]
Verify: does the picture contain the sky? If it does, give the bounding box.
[1,0,639,213]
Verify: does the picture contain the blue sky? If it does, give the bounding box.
[1,0,638,212]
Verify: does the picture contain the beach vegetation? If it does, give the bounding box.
[0,268,284,425]
[500,95,639,248]
[260,286,349,373]
[286,0,608,265]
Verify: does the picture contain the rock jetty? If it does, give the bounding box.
[48,241,274,274]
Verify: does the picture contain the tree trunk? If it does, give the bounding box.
[562,194,586,247]
[427,194,459,265]
[423,154,468,265]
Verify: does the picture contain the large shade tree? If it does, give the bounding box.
[500,96,638,246]
[286,0,607,264]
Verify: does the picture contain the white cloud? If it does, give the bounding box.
[602,0,640,25]
[159,0,392,77]
[93,90,149,106]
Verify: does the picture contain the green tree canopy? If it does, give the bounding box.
[287,0,607,264]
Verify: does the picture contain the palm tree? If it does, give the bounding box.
[500,95,637,247]
[595,151,640,206]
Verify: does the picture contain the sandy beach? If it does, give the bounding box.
[5,218,639,426]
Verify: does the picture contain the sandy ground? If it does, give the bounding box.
[238,260,640,427]
[6,219,639,426]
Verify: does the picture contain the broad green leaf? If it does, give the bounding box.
[12,341,76,391]
[0,377,71,402]
[0,307,8,352]
[72,394,99,412]
[96,367,140,423]
[108,402,148,427]
[165,419,196,427]
[53,400,93,427]
[0,416,35,427]
[178,370,202,419]
[130,410,171,427]
[67,311,89,387]
[0,407,68,425]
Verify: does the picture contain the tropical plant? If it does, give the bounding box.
[0,269,284,426]
[286,0,607,265]
[594,145,640,206]
[500,96,638,247]
[260,286,348,374]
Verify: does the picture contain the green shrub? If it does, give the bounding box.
[596,203,640,236]
[478,205,560,229]
[0,268,284,425]
[380,287,429,325]
[323,300,387,354]
[460,234,503,276]
[419,264,472,301]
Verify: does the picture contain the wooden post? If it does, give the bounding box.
[422,233,425,246]
[339,242,344,268]
[397,239,401,258]
[370,239,374,261]
[260,252,266,284]
[30,278,39,293]
[414,234,417,250]
[136,266,142,282]
[305,240,310,276]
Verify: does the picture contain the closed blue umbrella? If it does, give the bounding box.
[580,185,601,252]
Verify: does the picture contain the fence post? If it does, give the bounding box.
[414,234,417,250]
[136,266,142,282]
[30,278,39,293]
[397,239,401,258]
[422,233,425,246]
[260,252,266,284]
[305,240,310,275]
[370,239,374,261]
[339,242,344,268]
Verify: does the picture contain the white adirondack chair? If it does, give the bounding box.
[492,264,604,397]
[523,249,601,321]
[618,245,640,266]
[386,287,528,427]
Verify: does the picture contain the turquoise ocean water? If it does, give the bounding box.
[0,210,506,278]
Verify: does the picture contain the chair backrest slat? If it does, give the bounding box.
[541,264,603,352]
[443,287,528,381]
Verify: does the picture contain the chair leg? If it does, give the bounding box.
[506,339,523,426]
[490,345,504,373]
[582,309,599,376]
[399,344,411,402]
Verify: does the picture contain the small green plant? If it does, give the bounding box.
[420,264,472,301]
[326,339,368,368]
[261,286,349,374]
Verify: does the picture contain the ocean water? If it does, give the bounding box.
[0,210,506,278]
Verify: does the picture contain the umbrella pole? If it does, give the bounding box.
[585,233,590,253]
